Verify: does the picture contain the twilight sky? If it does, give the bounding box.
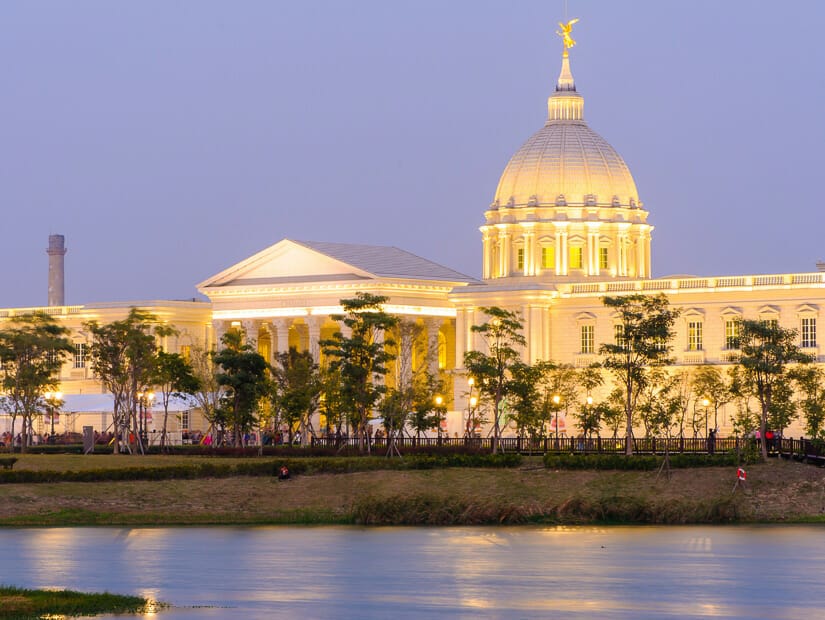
[1,1,824,306]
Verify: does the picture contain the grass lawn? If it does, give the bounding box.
[0,585,160,619]
[0,455,823,525]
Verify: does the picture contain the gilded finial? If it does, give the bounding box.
[556,18,579,57]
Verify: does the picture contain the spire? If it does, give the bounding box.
[548,18,583,122]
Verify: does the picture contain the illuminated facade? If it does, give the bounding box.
[4,30,824,439]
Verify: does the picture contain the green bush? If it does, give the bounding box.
[0,453,522,485]
[544,452,740,470]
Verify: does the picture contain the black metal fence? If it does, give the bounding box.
[310,435,785,455]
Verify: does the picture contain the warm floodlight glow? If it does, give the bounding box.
[702,398,710,407]
[435,395,444,406]
[552,394,561,405]
[470,396,478,407]
[586,396,593,405]
[468,377,475,387]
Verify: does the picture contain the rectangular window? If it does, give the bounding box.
[761,318,779,329]
[688,321,703,351]
[181,410,191,431]
[802,317,817,348]
[569,247,583,269]
[599,247,609,270]
[581,325,594,354]
[73,343,87,369]
[725,320,739,349]
[541,246,555,269]
[516,248,524,271]
[614,324,625,348]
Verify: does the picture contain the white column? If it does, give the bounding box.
[272,318,291,355]
[636,232,646,278]
[482,233,492,279]
[241,320,257,347]
[529,306,544,362]
[211,320,226,350]
[425,318,441,376]
[465,308,476,354]
[306,316,322,362]
[455,308,466,367]
[560,231,569,275]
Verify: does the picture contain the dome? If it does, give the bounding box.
[493,122,640,209]
[492,53,640,210]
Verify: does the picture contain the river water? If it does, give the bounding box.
[0,525,823,619]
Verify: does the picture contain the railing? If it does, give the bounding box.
[565,271,825,297]
[310,435,774,455]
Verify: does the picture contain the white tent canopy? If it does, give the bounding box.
[61,393,194,413]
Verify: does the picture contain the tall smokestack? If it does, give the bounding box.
[47,234,67,306]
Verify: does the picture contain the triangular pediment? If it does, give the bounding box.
[197,239,373,289]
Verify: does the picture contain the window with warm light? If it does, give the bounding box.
[688,321,703,351]
[599,247,609,270]
[541,246,555,269]
[570,247,583,269]
[725,320,739,349]
[802,317,817,348]
[74,343,87,369]
[580,325,594,353]
[516,248,524,271]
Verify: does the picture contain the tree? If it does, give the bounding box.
[576,364,604,439]
[273,347,321,446]
[214,329,271,447]
[85,309,173,455]
[638,371,683,479]
[188,344,223,444]
[790,366,825,442]
[544,364,580,442]
[736,319,812,460]
[321,293,399,454]
[599,294,679,455]
[508,361,545,441]
[463,307,526,454]
[153,351,200,451]
[0,313,73,452]
[767,375,796,437]
[727,365,759,438]
[692,365,730,435]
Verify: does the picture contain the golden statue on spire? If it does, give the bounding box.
[556,18,579,56]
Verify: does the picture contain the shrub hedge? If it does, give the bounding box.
[0,453,522,485]
[544,452,738,470]
[19,443,497,458]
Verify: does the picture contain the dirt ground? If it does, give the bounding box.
[0,456,823,525]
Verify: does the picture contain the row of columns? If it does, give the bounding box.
[454,304,550,367]
[212,316,446,369]
[482,224,652,279]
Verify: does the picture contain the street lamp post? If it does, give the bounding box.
[44,391,62,444]
[465,378,475,439]
[702,397,710,437]
[434,395,444,445]
[552,394,561,449]
[585,395,594,440]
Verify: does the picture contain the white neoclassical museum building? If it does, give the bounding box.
[4,35,825,440]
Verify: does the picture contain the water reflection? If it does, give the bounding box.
[0,525,823,619]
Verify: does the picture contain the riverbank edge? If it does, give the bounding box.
[0,585,162,619]
[2,459,823,527]
[3,491,825,527]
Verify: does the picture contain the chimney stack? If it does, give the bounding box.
[47,234,67,306]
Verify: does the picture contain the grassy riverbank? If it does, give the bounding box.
[0,585,158,619]
[0,455,823,526]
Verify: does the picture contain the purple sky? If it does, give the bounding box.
[2,1,823,306]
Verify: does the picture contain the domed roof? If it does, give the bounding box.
[492,53,640,210]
